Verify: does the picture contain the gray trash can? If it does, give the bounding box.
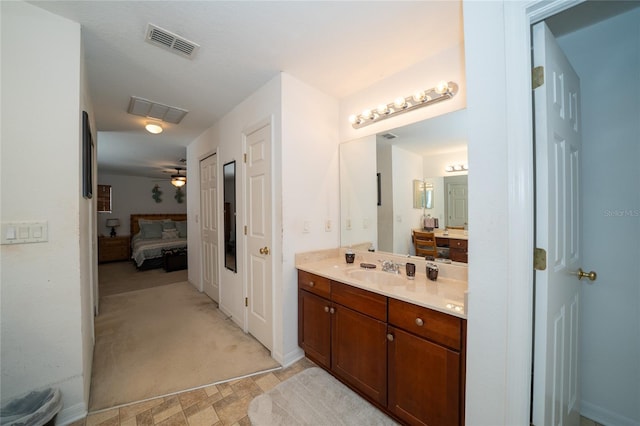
[0,388,62,426]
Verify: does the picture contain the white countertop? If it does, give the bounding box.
[296,249,468,319]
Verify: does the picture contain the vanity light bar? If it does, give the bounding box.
[445,164,468,172]
[349,81,458,129]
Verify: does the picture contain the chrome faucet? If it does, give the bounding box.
[381,260,401,274]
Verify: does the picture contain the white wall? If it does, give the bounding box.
[557,9,640,425]
[1,2,92,422]
[391,146,423,255]
[377,143,393,252]
[97,174,187,236]
[186,76,281,327]
[280,73,341,364]
[422,148,468,178]
[340,136,377,249]
[462,2,513,423]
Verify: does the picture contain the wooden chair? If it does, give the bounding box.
[413,230,438,258]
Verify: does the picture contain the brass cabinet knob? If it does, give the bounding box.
[308,281,315,287]
[329,307,335,314]
[577,268,597,281]
[415,318,424,327]
[387,333,394,342]
[324,306,330,313]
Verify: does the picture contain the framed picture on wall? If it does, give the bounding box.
[82,111,93,199]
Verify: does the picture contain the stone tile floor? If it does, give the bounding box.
[71,358,316,426]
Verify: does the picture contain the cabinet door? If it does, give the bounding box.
[388,326,460,426]
[332,303,387,406]
[298,290,331,369]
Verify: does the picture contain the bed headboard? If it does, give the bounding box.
[130,213,187,236]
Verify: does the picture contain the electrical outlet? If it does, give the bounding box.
[346,218,352,230]
[303,221,311,233]
[325,220,332,232]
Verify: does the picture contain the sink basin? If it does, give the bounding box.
[347,269,408,286]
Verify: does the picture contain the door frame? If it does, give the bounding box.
[498,0,585,423]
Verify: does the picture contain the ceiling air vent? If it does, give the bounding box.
[381,133,398,140]
[146,23,200,59]
[127,96,188,124]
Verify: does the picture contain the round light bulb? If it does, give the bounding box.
[454,165,463,171]
[377,104,388,115]
[413,91,426,102]
[436,81,449,95]
[348,115,358,124]
[394,97,406,109]
[361,109,372,119]
[445,166,454,172]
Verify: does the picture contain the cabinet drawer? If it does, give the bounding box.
[450,238,467,249]
[298,270,331,298]
[331,281,387,322]
[388,298,462,351]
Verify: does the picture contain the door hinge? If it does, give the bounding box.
[244,225,247,235]
[532,66,544,89]
[534,247,547,271]
[245,297,248,307]
[243,153,247,163]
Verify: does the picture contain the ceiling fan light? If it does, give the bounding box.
[171,177,186,187]
[145,122,163,134]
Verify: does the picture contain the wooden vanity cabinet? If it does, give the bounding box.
[298,289,332,369]
[449,238,468,263]
[298,272,388,406]
[387,298,466,425]
[298,270,467,425]
[331,282,388,405]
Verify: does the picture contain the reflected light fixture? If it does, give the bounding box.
[145,122,163,134]
[445,164,468,173]
[349,81,458,129]
[171,168,187,187]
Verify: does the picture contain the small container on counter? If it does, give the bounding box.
[405,262,416,280]
[345,249,355,264]
[426,263,439,281]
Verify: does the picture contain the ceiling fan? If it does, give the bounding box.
[169,167,187,187]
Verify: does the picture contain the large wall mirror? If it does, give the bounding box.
[340,108,468,256]
[223,161,237,272]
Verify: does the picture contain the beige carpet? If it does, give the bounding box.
[98,261,188,297]
[90,281,280,410]
[248,367,398,425]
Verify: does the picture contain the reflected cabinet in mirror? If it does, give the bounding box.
[223,161,237,272]
[340,109,469,257]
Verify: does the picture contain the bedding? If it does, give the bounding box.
[130,214,187,269]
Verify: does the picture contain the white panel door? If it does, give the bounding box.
[447,182,468,228]
[245,124,273,351]
[200,154,219,302]
[532,21,583,426]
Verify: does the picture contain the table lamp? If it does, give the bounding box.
[106,218,120,237]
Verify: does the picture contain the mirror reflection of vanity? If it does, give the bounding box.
[340,109,469,260]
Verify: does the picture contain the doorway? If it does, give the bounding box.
[533,4,639,425]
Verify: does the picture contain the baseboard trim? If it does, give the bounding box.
[56,402,87,426]
[281,347,304,368]
[581,400,639,426]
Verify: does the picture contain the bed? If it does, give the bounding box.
[130,214,188,270]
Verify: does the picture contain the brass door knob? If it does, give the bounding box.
[259,246,270,255]
[577,268,597,281]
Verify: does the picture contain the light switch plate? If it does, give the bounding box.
[1,221,48,245]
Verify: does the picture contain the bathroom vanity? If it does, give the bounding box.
[296,249,467,426]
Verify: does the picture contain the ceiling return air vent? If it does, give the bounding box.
[145,23,200,59]
[380,133,398,140]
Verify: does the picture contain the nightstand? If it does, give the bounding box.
[98,235,130,263]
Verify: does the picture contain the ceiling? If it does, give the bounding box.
[28,0,464,179]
